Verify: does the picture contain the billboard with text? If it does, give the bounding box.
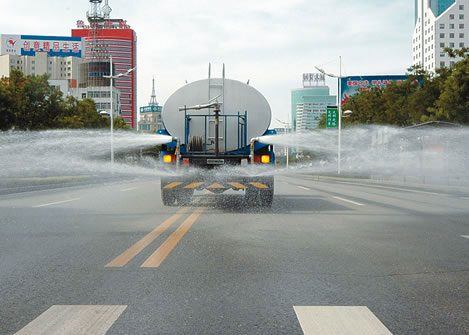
[340,75,408,104]
[1,35,83,58]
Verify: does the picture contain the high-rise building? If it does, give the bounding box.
[413,0,469,72]
[291,73,336,132]
[72,0,137,128]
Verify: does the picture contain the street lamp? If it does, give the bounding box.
[315,56,345,174]
[276,118,290,168]
[103,55,136,169]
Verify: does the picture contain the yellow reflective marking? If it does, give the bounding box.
[164,182,183,189]
[184,182,204,189]
[228,182,247,189]
[206,183,226,189]
[249,182,269,189]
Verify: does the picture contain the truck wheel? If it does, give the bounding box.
[259,189,273,207]
[162,189,176,206]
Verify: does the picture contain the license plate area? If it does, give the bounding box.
[207,159,225,165]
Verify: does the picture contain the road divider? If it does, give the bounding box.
[106,207,190,267]
[294,306,392,335]
[32,198,80,208]
[332,196,365,206]
[141,207,205,268]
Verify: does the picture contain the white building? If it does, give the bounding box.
[0,52,83,83]
[413,0,469,72]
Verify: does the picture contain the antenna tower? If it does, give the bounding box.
[86,0,108,91]
[149,77,159,106]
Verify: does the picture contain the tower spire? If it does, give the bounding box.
[149,77,158,106]
[102,0,112,19]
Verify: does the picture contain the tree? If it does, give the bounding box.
[429,48,469,124]
[0,78,14,130]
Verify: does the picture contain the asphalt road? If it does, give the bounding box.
[0,175,468,334]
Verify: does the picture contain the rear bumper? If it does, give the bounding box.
[161,175,274,192]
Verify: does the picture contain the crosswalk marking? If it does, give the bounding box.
[15,305,127,335]
[294,306,392,335]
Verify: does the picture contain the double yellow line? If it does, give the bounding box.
[105,206,205,268]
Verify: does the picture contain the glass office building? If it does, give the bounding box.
[291,86,336,132]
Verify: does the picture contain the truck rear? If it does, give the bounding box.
[158,73,275,207]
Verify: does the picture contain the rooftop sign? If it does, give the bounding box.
[1,34,83,57]
[303,73,326,87]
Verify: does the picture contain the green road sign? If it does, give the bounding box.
[326,106,338,128]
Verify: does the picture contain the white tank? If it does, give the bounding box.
[162,78,271,152]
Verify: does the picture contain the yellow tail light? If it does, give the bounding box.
[261,155,271,164]
[163,154,173,163]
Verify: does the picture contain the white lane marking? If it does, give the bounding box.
[333,181,447,197]
[120,187,137,192]
[298,186,310,190]
[294,306,392,335]
[333,196,365,206]
[461,235,469,239]
[32,198,80,208]
[15,305,127,335]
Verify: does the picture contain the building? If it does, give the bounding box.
[413,0,469,72]
[0,34,84,91]
[0,32,120,117]
[72,1,137,129]
[139,78,163,132]
[291,73,336,132]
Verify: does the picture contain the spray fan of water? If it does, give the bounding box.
[0,127,468,185]
[0,130,174,179]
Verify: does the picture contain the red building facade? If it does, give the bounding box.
[72,19,137,128]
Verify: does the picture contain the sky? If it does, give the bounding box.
[0,0,413,127]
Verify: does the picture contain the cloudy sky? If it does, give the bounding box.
[1,0,413,127]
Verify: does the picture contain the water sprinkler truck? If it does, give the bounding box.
[157,67,276,206]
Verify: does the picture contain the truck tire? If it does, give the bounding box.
[162,188,176,206]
